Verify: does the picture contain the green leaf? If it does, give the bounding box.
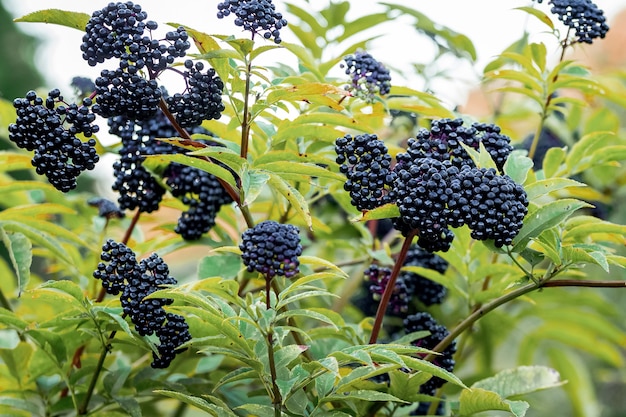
[267,172,312,230]
[515,7,554,30]
[14,9,90,31]
[324,389,408,404]
[566,131,615,173]
[26,329,67,365]
[388,370,432,402]
[0,229,31,296]
[0,308,29,330]
[459,388,529,417]
[524,178,585,200]
[144,154,238,190]
[351,203,400,222]
[336,13,390,42]
[541,146,567,178]
[155,390,238,416]
[511,199,592,252]
[198,253,242,280]
[504,150,534,184]
[472,366,563,399]
[0,221,71,264]
[254,161,344,182]
[0,152,35,172]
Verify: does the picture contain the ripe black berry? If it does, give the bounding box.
[335,133,397,211]
[93,67,163,121]
[548,0,609,44]
[164,163,233,240]
[393,158,459,252]
[8,90,100,192]
[401,244,448,306]
[365,264,411,316]
[81,2,153,66]
[151,312,192,368]
[240,220,302,279]
[217,0,288,44]
[341,51,392,102]
[404,312,456,396]
[93,240,138,296]
[165,60,224,128]
[450,167,528,247]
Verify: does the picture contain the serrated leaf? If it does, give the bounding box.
[541,146,567,178]
[524,178,585,200]
[26,329,67,365]
[459,388,529,417]
[155,390,237,416]
[0,220,71,264]
[0,229,31,296]
[198,253,242,280]
[325,389,408,404]
[472,366,563,399]
[14,9,90,31]
[35,280,87,307]
[144,154,238,190]
[254,161,344,182]
[276,308,342,330]
[566,131,614,173]
[561,245,609,271]
[400,355,467,389]
[511,199,592,252]
[267,172,312,230]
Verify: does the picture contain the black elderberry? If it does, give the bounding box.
[164,162,233,240]
[8,89,100,192]
[151,312,192,368]
[93,239,139,296]
[93,67,163,121]
[335,133,396,212]
[366,264,411,316]
[81,2,153,66]
[393,157,459,252]
[240,220,302,279]
[88,197,126,219]
[165,60,225,128]
[451,167,529,248]
[341,51,392,102]
[404,312,456,396]
[401,244,448,306]
[217,0,288,44]
[548,0,609,44]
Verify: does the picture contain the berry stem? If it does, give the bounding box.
[78,329,118,415]
[368,230,417,344]
[542,279,626,288]
[528,27,571,161]
[240,58,253,159]
[425,263,560,361]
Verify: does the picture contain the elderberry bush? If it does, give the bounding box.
[335,133,396,211]
[217,0,288,44]
[404,312,457,397]
[341,50,392,102]
[240,220,303,279]
[547,0,609,44]
[8,89,100,192]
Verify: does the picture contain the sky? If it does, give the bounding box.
[4,0,623,108]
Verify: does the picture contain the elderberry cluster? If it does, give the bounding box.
[8,90,100,192]
[164,163,233,240]
[364,244,448,317]
[217,0,288,44]
[240,220,303,279]
[548,0,609,44]
[335,133,396,211]
[404,312,456,397]
[93,240,191,368]
[401,118,513,172]
[402,244,448,306]
[341,51,392,102]
[165,60,225,128]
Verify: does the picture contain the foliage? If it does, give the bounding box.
[0,1,625,416]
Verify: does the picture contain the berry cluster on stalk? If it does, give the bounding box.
[108,110,233,239]
[93,240,191,368]
[404,312,457,398]
[240,220,303,279]
[543,0,609,44]
[335,118,528,252]
[364,244,448,317]
[217,0,288,44]
[341,51,392,102]
[8,89,100,192]
[335,133,396,211]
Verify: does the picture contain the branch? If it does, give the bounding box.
[542,279,626,288]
